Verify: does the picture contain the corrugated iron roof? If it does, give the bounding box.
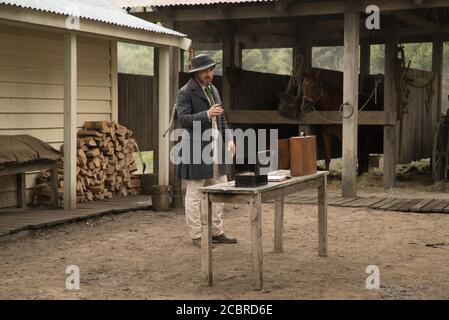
[0,0,186,37]
[113,0,275,8]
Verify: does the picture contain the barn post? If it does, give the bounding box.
[158,46,170,186]
[432,33,444,117]
[235,41,243,68]
[111,40,118,122]
[63,33,77,209]
[360,38,370,78]
[169,43,183,208]
[383,16,398,189]
[342,8,360,198]
[223,31,236,109]
[153,48,160,185]
[298,19,312,71]
[164,21,183,208]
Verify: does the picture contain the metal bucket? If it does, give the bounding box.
[151,185,171,211]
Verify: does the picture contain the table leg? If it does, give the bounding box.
[318,175,328,257]
[274,194,284,253]
[201,192,213,286]
[250,193,263,290]
[50,161,58,209]
[16,173,26,208]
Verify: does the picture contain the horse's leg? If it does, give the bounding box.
[357,127,370,175]
[322,130,332,171]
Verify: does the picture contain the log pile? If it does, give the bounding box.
[33,121,141,206]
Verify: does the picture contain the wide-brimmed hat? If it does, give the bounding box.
[189,53,221,73]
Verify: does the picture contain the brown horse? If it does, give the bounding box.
[301,70,343,171]
[301,70,382,174]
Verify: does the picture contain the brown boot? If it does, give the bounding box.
[212,234,237,244]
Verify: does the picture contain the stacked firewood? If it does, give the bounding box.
[33,121,141,206]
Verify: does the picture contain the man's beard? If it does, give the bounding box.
[195,74,212,85]
[203,78,212,84]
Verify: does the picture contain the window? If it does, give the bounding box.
[118,42,154,76]
[242,48,292,75]
[312,46,343,71]
[132,151,153,174]
[370,44,384,74]
[403,42,432,71]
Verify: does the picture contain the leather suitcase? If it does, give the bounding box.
[278,139,290,170]
[289,135,317,176]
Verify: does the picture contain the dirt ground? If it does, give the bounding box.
[1,198,449,299]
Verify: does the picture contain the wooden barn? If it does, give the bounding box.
[118,0,449,197]
[0,0,190,210]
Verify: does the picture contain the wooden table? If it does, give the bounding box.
[199,171,328,290]
[0,160,58,209]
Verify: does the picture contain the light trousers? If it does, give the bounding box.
[184,168,227,240]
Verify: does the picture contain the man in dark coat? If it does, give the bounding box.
[176,53,237,248]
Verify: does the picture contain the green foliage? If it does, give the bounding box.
[370,44,385,74]
[118,42,153,76]
[242,48,292,75]
[132,151,153,174]
[312,46,344,71]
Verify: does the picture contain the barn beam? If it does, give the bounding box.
[190,31,440,51]
[177,18,449,39]
[275,0,295,13]
[342,7,360,198]
[63,33,77,209]
[395,11,441,34]
[134,0,449,22]
[225,110,396,125]
[383,16,398,189]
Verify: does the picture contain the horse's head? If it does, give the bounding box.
[301,70,323,113]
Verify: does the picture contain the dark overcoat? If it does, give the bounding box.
[176,76,233,180]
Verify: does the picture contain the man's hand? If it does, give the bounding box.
[227,141,236,158]
[207,104,223,119]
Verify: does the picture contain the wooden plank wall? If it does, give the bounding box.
[0,26,113,208]
[118,73,154,151]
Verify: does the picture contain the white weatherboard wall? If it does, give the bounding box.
[0,25,115,208]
